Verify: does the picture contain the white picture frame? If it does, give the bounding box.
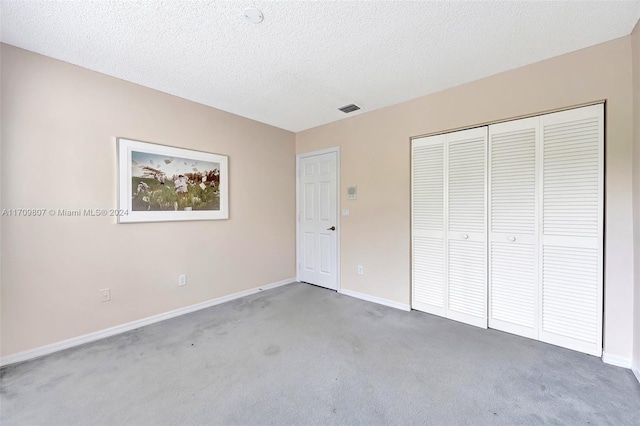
[117,138,229,223]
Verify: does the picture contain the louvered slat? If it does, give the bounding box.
[542,246,599,343]
[413,144,444,231]
[448,137,485,233]
[491,129,536,234]
[448,240,485,318]
[413,237,444,308]
[490,242,536,328]
[543,117,599,238]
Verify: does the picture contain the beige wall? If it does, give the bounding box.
[632,20,640,373]
[0,44,296,357]
[297,37,635,360]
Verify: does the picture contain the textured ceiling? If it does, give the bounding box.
[2,1,640,132]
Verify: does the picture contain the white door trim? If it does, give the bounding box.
[296,147,341,292]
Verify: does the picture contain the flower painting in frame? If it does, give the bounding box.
[117,138,228,223]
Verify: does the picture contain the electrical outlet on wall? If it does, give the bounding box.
[99,288,111,302]
[179,275,187,286]
[357,265,364,275]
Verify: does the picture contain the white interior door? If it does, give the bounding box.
[488,117,540,339]
[412,134,446,316]
[445,127,488,328]
[539,104,604,356]
[297,151,338,290]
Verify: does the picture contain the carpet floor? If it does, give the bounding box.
[1,282,639,425]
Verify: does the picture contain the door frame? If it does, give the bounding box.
[296,147,341,291]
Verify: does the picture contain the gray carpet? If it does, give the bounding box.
[1,282,639,425]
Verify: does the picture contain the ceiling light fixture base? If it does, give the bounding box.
[244,7,264,24]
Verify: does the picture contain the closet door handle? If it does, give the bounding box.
[509,236,516,242]
[462,234,469,239]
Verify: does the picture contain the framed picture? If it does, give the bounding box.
[117,138,228,223]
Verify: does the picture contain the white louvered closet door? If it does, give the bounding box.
[539,104,604,356]
[488,117,540,339]
[412,135,446,316]
[446,127,488,328]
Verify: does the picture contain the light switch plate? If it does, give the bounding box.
[342,209,350,217]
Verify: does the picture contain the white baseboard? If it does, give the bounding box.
[339,288,410,312]
[632,363,640,384]
[602,352,632,369]
[0,277,296,368]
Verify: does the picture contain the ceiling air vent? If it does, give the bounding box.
[338,104,361,113]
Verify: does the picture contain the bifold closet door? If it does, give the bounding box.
[539,104,604,356]
[411,127,488,329]
[412,134,446,316]
[445,127,488,328]
[413,104,603,356]
[488,117,539,339]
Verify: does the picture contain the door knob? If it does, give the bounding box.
[462,234,469,239]
[327,226,336,231]
[508,236,516,242]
